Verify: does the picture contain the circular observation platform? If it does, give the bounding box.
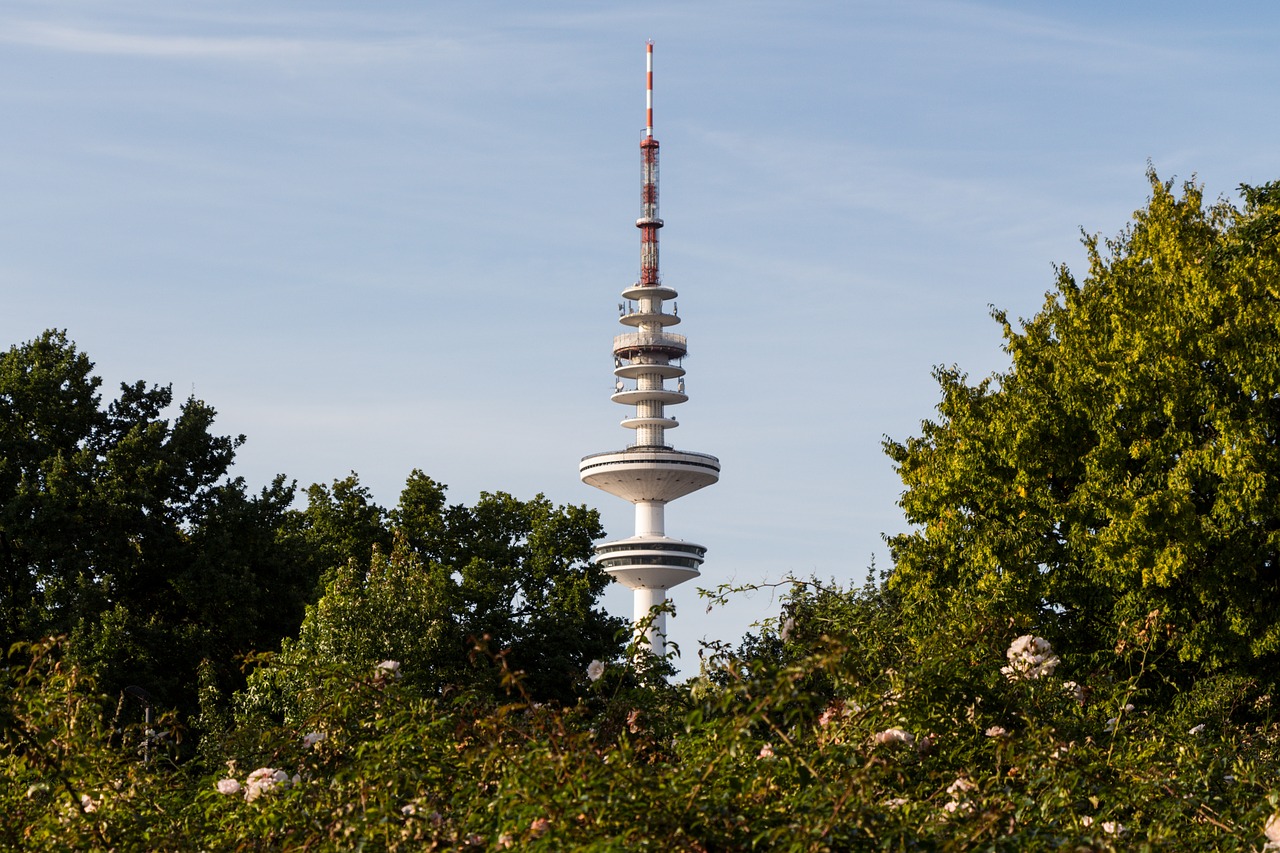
[613,332,686,360]
[619,415,678,430]
[620,310,680,328]
[615,362,685,380]
[610,387,688,405]
[592,536,706,590]
[621,283,678,302]
[579,448,720,502]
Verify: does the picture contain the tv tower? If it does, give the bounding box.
[579,42,720,655]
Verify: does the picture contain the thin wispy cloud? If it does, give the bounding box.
[908,0,1207,73]
[0,21,446,64]
[692,128,1024,229]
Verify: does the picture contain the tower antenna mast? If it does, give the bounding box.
[579,43,720,655]
[646,40,654,138]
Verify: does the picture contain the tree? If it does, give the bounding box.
[885,172,1280,683]
[0,331,314,713]
[280,472,392,583]
[241,471,624,718]
[0,330,117,642]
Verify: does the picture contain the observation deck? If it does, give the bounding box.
[592,536,706,590]
[619,310,680,328]
[613,331,687,360]
[610,387,688,405]
[621,283,678,301]
[614,361,685,380]
[579,447,720,502]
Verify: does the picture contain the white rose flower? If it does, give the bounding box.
[1000,634,1060,680]
[245,767,286,801]
[872,728,914,746]
[1264,813,1280,846]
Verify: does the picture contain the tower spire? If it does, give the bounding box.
[579,43,720,656]
[639,41,661,292]
[646,40,654,138]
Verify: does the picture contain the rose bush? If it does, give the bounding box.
[5,578,1280,850]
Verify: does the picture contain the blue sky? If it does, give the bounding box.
[6,1,1280,671]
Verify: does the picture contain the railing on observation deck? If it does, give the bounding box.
[613,331,687,353]
[579,448,719,464]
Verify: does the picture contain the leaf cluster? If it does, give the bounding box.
[886,173,1280,686]
[239,471,625,720]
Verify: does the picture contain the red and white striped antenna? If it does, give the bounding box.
[638,41,661,288]
[646,40,654,138]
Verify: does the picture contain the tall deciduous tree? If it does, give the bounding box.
[242,471,623,718]
[0,331,313,712]
[886,173,1280,680]
[281,472,392,583]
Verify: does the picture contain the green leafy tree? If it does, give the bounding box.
[280,472,392,582]
[242,471,624,718]
[885,172,1280,685]
[0,331,314,713]
[0,330,107,641]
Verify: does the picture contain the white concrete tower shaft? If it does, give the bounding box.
[579,42,720,656]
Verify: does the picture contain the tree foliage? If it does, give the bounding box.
[0,331,312,713]
[8,581,1280,851]
[241,471,624,717]
[886,173,1280,682]
[0,331,624,723]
